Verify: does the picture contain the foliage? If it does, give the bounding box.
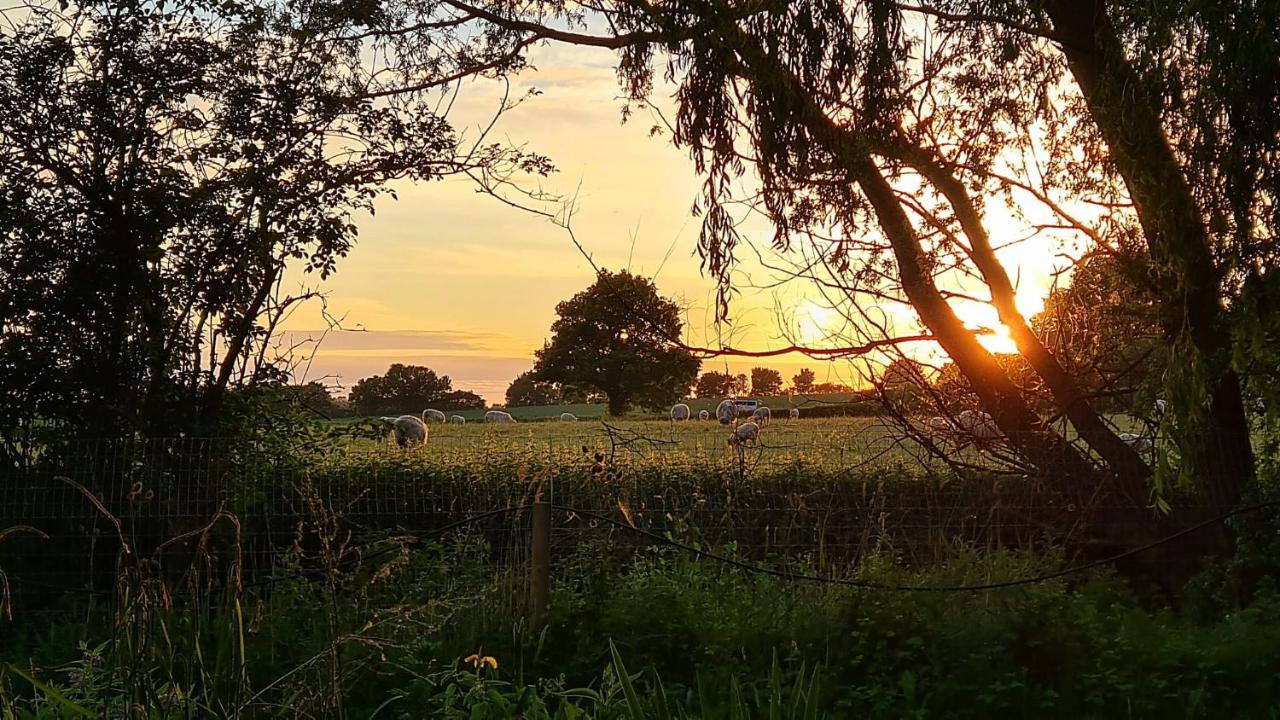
[349,364,477,416]
[750,367,784,396]
[791,368,816,394]
[0,0,547,450]
[695,371,737,398]
[506,370,564,407]
[534,270,700,416]
[1031,254,1165,414]
[3,531,1279,719]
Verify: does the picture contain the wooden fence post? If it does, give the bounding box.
[530,495,551,632]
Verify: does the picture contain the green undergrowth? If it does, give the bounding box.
[2,538,1278,718]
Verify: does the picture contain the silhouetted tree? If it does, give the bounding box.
[0,0,547,450]
[440,390,486,411]
[506,370,561,407]
[349,364,454,416]
[695,371,738,398]
[534,270,700,415]
[750,367,784,396]
[791,368,816,394]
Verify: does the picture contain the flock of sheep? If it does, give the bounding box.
[667,400,800,447]
[380,400,803,448]
[382,398,1165,452]
[380,408,517,447]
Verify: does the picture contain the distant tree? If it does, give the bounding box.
[812,382,855,394]
[734,374,750,394]
[282,382,347,417]
[750,367,784,396]
[439,390,485,411]
[349,364,454,416]
[505,371,561,407]
[534,270,700,415]
[695,371,738,398]
[791,368,816,394]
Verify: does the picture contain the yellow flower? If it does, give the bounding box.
[464,653,498,670]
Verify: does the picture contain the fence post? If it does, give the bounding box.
[529,494,551,633]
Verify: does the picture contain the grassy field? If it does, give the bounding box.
[352,392,869,423]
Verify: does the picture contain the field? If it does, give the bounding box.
[2,415,1277,718]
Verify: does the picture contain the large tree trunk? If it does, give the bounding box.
[1044,0,1254,515]
[892,143,1151,491]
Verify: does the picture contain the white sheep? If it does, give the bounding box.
[727,421,761,446]
[670,403,691,421]
[698,410,710,421]
[560,412,578,422]
[422,408,447,423]
[957,409,1001,441]
[715,399,737,425]
[789,408,800,420]
[389,415,427,447]
[1120,432,1153,453]
[926,416,953,435]
[751,406,771,427]
[484,410,516,423]
[449,415,466,424]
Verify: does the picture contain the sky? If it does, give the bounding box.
[279,42,1077,404]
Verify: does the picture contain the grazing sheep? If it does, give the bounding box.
[727,422,761,446]
[560,412,578,422]
[1120,432,1153,453]
[484,410,516,423]
[449,415,465,424]
[751,406,771,427]
[926,416,952,434]
[670,403,691,421]
[957,409,1001,441]
[789,408,800,420]
[698,410,710,421]
[389,415,427,447]
[422,408,447,423]
[715,399,737,425]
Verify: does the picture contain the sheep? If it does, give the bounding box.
[389,415,427,447]
[560,412,578,422]
[956,409,1001,442]
[449,415,465,424]
[422,408,447,423]
[751,406,771,427]
[670,403,691,421]
[715,399,738,425]
[484,410,516,423]
[698,410,710,421]
[727,421,761,446]
[1120,432,1153,453]
[789,408,800,420]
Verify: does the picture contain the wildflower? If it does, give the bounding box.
[465,653,498,671]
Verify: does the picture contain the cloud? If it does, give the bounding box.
[276,329,498,354]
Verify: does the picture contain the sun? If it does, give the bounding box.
[975,325,1018,355]
[796,301,842,346]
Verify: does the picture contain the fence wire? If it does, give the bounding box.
[0,428,1257,614]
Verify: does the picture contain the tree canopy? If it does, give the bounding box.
[348,364,480,416]
[750,367,784,396]
[695,371,737,398]
[534,270,700,415]
[0,0,546,450]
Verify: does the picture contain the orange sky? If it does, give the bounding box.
[279,43,1081,403]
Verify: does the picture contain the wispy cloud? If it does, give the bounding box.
[277,329,498,354]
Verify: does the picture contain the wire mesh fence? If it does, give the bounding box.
[0,427,1256,616]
